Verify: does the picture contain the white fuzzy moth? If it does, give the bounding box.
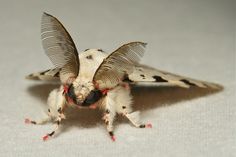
[25,13,221,141]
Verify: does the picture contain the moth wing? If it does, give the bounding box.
[93,42,146,89]
[41,12,79,84]
[126,64,221,89]
[26,68,60,81]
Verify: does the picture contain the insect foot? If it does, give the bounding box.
[42,131,55,141]
[42,135,49,141]
[139,123,153,128]
[109,131,116,142]
[146,123,153,128]
[24,118,36,125]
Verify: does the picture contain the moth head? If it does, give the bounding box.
[66,80,95,105]
[41,13,146,105]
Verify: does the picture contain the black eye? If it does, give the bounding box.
[83,90,102,106]
[67,84,77,104]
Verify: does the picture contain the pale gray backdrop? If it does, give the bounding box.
[0,0,235,157]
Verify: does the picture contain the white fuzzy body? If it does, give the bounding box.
[77,49,108,80]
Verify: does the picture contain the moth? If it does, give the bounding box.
[25,12,220,141]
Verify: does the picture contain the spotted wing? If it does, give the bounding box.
[93,42,147,89]
[41,12,79,84]
[125,64,221,89]
[26,68,60,81]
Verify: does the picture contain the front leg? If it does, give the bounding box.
[25,108,52,125]
[109,85,152,129]
[102,95,116,141]
[25,87,67,141]
[101,85,152,141]
[25,108,65,141]
[125,111,152,128]
[42,108,65,141]
[42,88,67,141]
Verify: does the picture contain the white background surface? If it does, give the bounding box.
[0,0,235,157]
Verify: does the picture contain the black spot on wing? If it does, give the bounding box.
[123,74,134,83]
[180,79,197,86]
[97,49,104,52]
[84,49,90,51]
[26,73,39,80]
[86,55,93,60]
[152,75,168,82]
[39,72,45,75]
[123,78,134,83]
[140,74,146,79]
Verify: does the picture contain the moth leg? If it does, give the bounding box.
[124,111,152,128]
[42,107,66,141]
[103,108,116,141]
[25,108,52,125]
[42,87,67,141]
[121,106,152,128]
[42,114,63,141]
[114,85,152,128]
[102,96,116,141]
